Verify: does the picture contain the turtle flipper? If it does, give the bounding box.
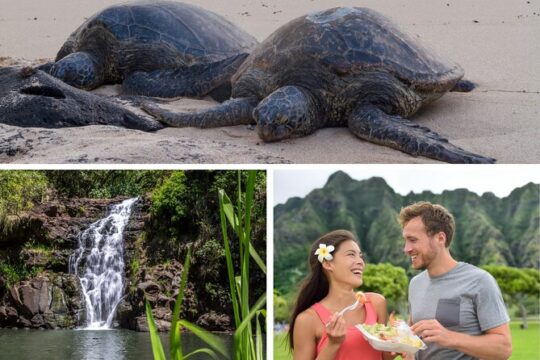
[348,104,495,163]
[451,79,475,92]
[254,86,323,142]
[141,97,257,128]
[123,53,249,99]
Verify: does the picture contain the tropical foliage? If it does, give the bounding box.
[274,172,539,323]
[275,172,539,297]
[483,265,540,328]
[0,171,48,233]
[218,170,266,360]
[0,170,266,344]
[146,248,228,360]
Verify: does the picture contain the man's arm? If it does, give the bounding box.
[411,320,512,360]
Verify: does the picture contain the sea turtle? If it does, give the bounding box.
[0,66,162,131]
[40,1,258,100]
[143,7,494,163]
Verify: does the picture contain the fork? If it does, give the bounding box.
[325,299,360,328]
[337,299,360,317]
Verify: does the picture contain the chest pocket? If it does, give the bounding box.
[435,298,460,328]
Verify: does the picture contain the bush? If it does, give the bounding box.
[0,171,48,233]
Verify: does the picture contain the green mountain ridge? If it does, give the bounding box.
[274,172,539,295]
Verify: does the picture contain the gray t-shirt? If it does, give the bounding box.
[408,262,509,360]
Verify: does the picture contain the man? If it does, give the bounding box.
[399,201,512,360]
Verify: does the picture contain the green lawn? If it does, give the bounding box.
[274,322,539,359]
[509,321,540,360]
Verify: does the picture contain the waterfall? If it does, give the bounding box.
[69,197,138,330]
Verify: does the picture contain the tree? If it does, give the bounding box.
[274,289,291,323]
[482,265,540,329]
[0,171,48,233]
[361,263,408,315]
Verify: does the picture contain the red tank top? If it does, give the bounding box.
[312,301,383,360]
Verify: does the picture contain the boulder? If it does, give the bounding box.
[18,278,49,316]
[134,315,170,332]
[137,281,160,294]
[196,311,231,331]
[18,316,32,327]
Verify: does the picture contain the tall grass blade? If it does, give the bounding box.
[220,191,240,235]
[233,292,266,336]
[243,171,256,247]
[248,245,266,273]
[145,299,166,360]
[219,189,241,327]
[170,247,192,360]
[178,320,229,359]
[184,349,219,360]
[219,170,266,360]
[255,310,264,360]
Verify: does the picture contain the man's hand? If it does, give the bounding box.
[411,319,455,348]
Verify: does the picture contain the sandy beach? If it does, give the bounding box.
[0,0,538,164]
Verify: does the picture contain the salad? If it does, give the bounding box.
[356,314,426,354]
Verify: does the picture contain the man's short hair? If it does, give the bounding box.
[398,201,455,247]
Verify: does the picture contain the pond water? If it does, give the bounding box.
[0,328,232,360]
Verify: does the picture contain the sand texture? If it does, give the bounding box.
[0,0,538,163]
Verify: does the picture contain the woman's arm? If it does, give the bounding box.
[293,310,318,360]
[293,310,347,360]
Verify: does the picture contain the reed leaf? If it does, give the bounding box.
[219,189,241,327]
[218,170,266,360]
[243,171,256,248]
[170,247,192,360]
[249,243,266,273]
[184,348,220,360]
[220,189,265,273]
[178,320,229,359]
[233,292,267,336]
[145,299,167,360]
[255,310,263,360]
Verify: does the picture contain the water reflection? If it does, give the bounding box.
[0,329,233,360]
[74,330,129,360]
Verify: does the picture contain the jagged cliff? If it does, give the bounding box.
[274,172,539,295]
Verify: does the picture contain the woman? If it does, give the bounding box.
[289,230,396,360]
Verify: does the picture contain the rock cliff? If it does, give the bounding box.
[0,196,233,331]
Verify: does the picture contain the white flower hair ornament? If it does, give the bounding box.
[315,244,335,263]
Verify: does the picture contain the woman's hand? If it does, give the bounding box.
[325,312,346,345]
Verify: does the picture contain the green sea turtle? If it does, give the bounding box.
[40,1,258,100]
[143,7,494,163]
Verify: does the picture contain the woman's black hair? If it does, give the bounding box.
[288,229,359,350]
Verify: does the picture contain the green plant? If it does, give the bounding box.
[218,170,267,360]
[0,259,41,287]
[0,171,48,234]
[146,247,228,360]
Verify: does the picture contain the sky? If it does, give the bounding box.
[273,165,540,206]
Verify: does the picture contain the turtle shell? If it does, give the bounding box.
[235,7,463,93]
[56,1,257,64]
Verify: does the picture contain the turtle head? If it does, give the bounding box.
[254,86,318,142]
[50,52,102,90]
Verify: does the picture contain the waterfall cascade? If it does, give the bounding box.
[69,197,138,330]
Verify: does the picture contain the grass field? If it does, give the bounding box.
[273,321,539,359]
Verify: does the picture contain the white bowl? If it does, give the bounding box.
[355,324,427,354]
